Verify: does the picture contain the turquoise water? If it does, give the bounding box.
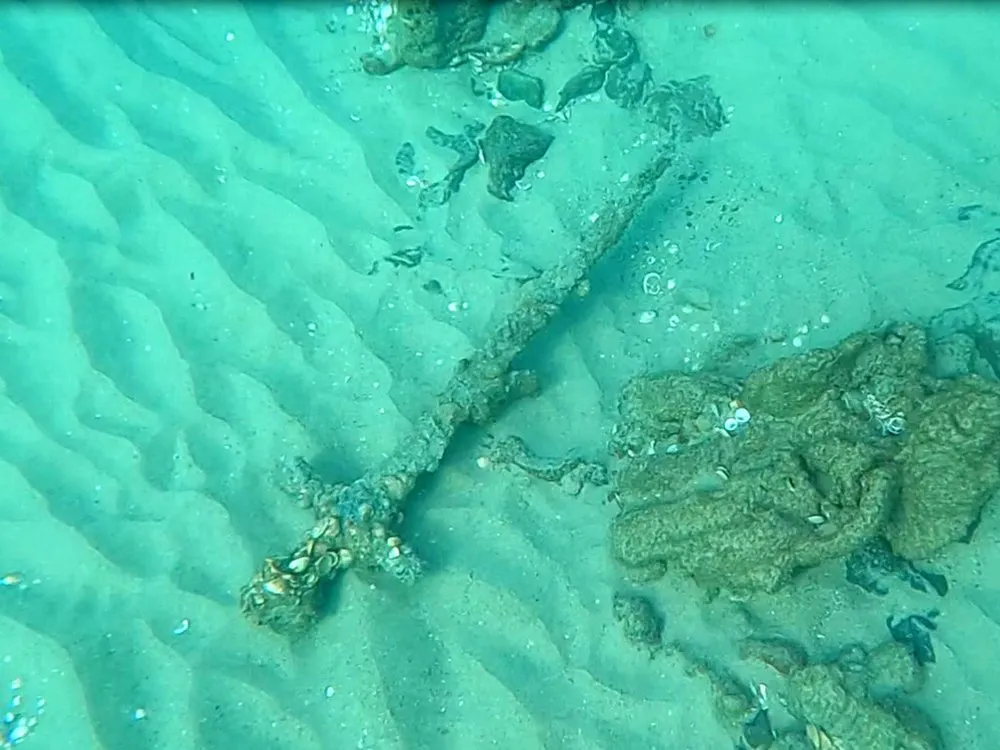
[0,3,998,749]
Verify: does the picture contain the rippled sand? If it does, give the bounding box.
[0,4,998,749]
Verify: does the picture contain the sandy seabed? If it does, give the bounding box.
[0,3,998,749]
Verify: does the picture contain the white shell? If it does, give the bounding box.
[641,272,662,296]
[723,417,740,432]
[733,407,751,424]
[884,415,905,435]
[314,553,337,577]
[262,578,288,596]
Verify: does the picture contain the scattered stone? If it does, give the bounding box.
[555,64,609,112]
[887,611,939,666]
[394,141,417,176]
[496,69,545,109]
[845,537,948,598]
[605,59,652,110]
[611,592,663,653]
[592,25,638,67]
[478,115,553,200]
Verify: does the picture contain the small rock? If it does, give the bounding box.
[612,592,663,653]
[605,60,652,110]
[555,64,608,111]
[479,116,553,201]
[496,69,545,109]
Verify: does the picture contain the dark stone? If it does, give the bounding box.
[496,69,545,109]
[845,537,949,598]
[887,611,939,666]
[605,60,652,110]
[479,116,553,201]
[592,26,637,67]
[394,142,416,176]
[590,0,618,27]
[555,64,608,111]
[741,708,775,748]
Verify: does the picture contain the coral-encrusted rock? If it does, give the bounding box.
[609,324,1000,593]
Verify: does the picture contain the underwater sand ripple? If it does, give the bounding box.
[1,4,1000,749]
